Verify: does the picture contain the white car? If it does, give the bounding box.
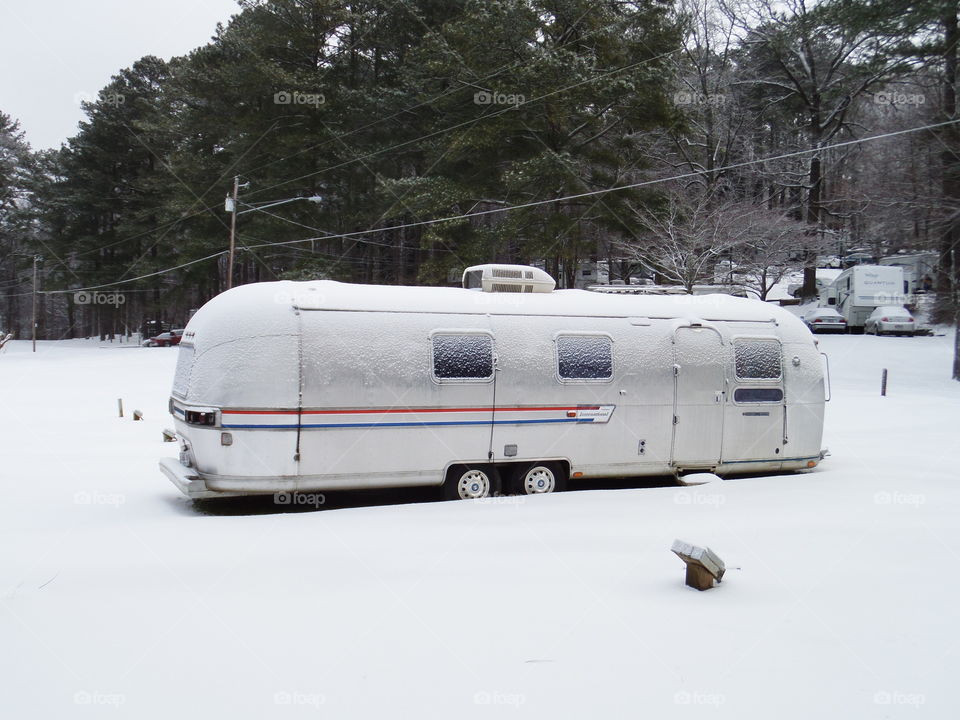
[864,306,916,336]
[802,308,847,333]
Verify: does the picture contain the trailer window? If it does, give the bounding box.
[556,335,612,381]
[432,334,493,380]
[734,340,781,380]
[171,345,194,398]
[734,388,784,403]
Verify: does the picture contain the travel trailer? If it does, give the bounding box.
[819,264,906,331]
[160,266,828,500]
[879,253,938,296]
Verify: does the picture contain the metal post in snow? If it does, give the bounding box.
[881,368,888,396]
[31,255,40,352]
[118,398,124,418]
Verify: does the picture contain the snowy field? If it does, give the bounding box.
[2,328,959,718]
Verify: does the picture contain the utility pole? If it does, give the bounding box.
[226,175,239,290]
[32,255,41,352]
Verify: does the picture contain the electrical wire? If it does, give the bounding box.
[244,118,960,250]
[25,117,960,295]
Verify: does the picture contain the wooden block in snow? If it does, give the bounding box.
[672,539,725,591]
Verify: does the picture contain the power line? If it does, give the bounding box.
[234,5,635,180]
[241,47,684,201]
[39,251,227,295]
[244,118,960,250]
[31,37,679,275]
[30,117,959,295]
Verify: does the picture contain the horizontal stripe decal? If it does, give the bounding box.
[223,418,595,430]
[221,405,600,416]
[211,404,616,429]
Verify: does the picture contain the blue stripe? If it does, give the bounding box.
[222,417,594,430]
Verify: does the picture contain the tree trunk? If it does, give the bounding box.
[802,151,823,299]
[937,8,960,377]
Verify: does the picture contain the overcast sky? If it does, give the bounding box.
[0,0,239,150]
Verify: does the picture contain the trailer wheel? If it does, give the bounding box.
[515,462,566,495]
[444,465,499,500]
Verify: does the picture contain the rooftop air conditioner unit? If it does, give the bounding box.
[461,264,556,293]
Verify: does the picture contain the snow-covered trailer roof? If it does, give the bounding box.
[173,280,813,407]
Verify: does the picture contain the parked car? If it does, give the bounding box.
[864,306,916,336]
[143,329,184,347]
[803,308,847,333]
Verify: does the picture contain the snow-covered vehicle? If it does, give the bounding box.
[160,265,828,500]
[802,308,847,333]
[142,329,184,347]
[864,306,916,336]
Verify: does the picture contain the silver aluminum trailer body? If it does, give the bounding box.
[161,280,826,499]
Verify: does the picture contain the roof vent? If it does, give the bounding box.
[462,264,556,293]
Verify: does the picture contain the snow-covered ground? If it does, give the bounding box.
[1,331,958,718]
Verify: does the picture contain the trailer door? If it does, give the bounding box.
[671,326,725,467]
[722,338,785,463]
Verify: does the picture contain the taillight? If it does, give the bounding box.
[840,318,846,323]
[185,410,217,426]
[881,317,889,322]
[814,318,822,322]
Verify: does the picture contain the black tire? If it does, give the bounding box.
[513,462,567,495]
[443,465,499,500]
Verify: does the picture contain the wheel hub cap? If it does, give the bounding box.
[524,467,555,494]
[458,471,489,499]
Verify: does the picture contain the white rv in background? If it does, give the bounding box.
[879,252,938,295]
[820,264,906,331]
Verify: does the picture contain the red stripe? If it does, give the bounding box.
[221,406,600,416]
